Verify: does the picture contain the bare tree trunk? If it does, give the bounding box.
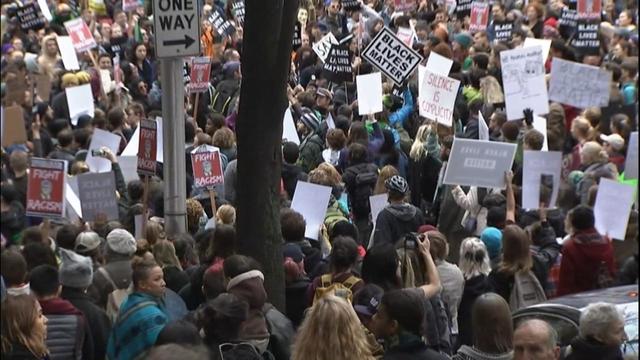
[235,0,298,311]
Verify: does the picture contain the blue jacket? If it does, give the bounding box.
[385,88,414,145]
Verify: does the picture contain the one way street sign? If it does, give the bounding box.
[153,0,201,58]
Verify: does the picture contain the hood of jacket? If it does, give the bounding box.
[39,297,83,316]
[386,203,419,222]
[569,336,623,360]
[227,272,267,310]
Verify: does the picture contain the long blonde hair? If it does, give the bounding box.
[1,294,48,358]
[374,165,399,195]
[292,295,375,360]
[409,124,431,161]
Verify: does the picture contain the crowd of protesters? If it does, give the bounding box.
[1,0,639,359]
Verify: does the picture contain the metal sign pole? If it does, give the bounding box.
[161,58,187,236]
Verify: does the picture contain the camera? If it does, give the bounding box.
[91,149,106,157]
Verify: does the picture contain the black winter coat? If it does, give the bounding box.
[60,287,111,360]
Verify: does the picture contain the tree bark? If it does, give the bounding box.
[236,0,298,311]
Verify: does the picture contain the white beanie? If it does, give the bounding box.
[106,229,136,255]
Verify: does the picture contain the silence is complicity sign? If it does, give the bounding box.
[153,0,201,58]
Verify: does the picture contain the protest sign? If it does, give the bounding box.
[117,156,140,183]
[191,145,224,188]
[469,2,489,33]
[108,36,127,59]
[123,0,141,12]
[356,73,383,115]
[492,21,514,43]
[35,74,52,101]
[478,111,489,141]
[532,116,549,151]
[56,36,80,70]
[1,106,27,147]
[369,193,388,223]
[625,132,638,180]
[292,22,302,50]
[64,18,97,53]
[343,0,361,11]
[4,70,27,106]
[122,117,164,163]
[425,52,453,77]
[282,107,300,145]
[523,38,552,63]
[577,0,601,19]
[290,181,332,241]
[522,151,562,209]
[26,158,66,218]
[326,112,336,129]
[456,0,473,17]
[230,0,245,26]
[570,21,600,54]
[65,84,95,126]
[137,120,157,176]
[17,3,46,31]
[313,32,338,62]
[100,70,114,94]
[500,46,549,120]
[418,69,460,127]
[65,182,82,222]
[395,0,415,12]
[322,43,352,83]
[594,178,635,240]
[362,27,423,86]
[78,172,119,222]
[559,8,578,28]
[86,129,121,173]
[208,9,236,38]
[188,57,212,93]
[443,138,517,189]
[37,0,53,21]
[396,27,414,47]
[548,58,610,109]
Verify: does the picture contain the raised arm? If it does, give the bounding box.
[417,233,442,298]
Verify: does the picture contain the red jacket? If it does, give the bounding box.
[557,229,615,296]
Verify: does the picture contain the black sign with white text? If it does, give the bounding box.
[362,27,423,85]
[492,21,514,42]
[322,44,352,83]
[17,3,46,31]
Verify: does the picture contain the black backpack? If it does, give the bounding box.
[210,83,240,116]
[351,171,377,217]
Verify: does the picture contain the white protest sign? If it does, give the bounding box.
[356,73,383,115]
[522,150,562,209]
[478,111,489,141]
[624,132,638,180]
[117,156,140,183]
[65,182,82,221]
[548,58,611,109]
[500,46,549,120]
[56,36,80,70]
[37,0,53,20]
[523,37,552,63]
[418,69,460,127]
[282,107,300,145]
[362,27,423,85]
[100,69,114,94]
[443,138,517,189]
[290,181,332,241]
[594,178,635,240]
[369,193,388,223]
[65,84,94,126]
[153,0,201,58]
[532,116,548,151]
[78,172,119,221]
[86,128,121,173]
[396,27,414,47]
[425,52,453,76]
[326,112,336,129]
[313,32,338,62]
[122,118,164,163]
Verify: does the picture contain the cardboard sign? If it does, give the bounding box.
[559,8,578,28]
[86,129,121,173]
[313,32,339,63]
[356,73,383,115]
[64,18,97,53]
[282,107,300,145]
[57,36,80,71]
[500,46,549,120]
[443,138,517,189]
[594,178,635,240]
[570,21,600,54]
[191,145,224,188]
[292,22,302,50]
[26,158,67,218]
[362,27,423,86]
[78,172,119,222]
[188,57,212,93]
[137,120,157,176]
[456,0,473,17]
[418,69,460,127]
[4,71,27,106]
[577,0,600,19]
[322,43,352,83]
[1,106,27,147]
[522,151,562,209]
[290,181,332,241]
[35,74,52,101]
[65,84,95,126]
[343,0,361,11]
[230,0,245,26]
[17,3,46,31]
[492,21,514,43]
[469,2,489,33]
[625,132,638,180]
[208,9,236,38]
[548,58,611,109]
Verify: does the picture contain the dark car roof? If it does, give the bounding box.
[543,285,639,309]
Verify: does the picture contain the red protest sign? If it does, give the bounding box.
[191,146,224,188]
[469,2,490,33]
[577,0,601,19]
[137,119,157,176]
[64,18,97,53]
[26,158,67,218]
[188,57,212,93]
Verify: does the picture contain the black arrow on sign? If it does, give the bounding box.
[162,34,195,48]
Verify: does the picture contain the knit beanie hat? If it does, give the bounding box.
[480,227,502,259]
[300,109,320,133]
[59,248,93,289]
[106,229,136,255]
[453,32,473,49]
[61,73,79,88]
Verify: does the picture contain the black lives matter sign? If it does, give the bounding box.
[492,21,514,42]
[456,0,473,18]
[362,27,423,86]
[570,21,600,54]
[292,22,302,50]
[231,0,245,27]
[17,3,46,31]
[322,43,352,83]
[208,9,236,37]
